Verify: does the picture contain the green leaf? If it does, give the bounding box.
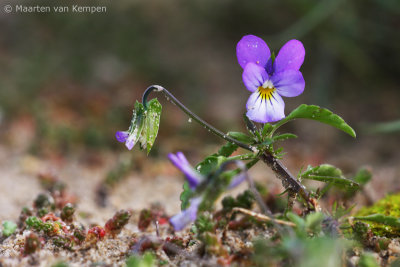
[301,164,359,189]
[363,119,400,134]
[217,142,238,157]
[354,214,400,228]
[180,182,192,210]
[345,167,372,196]
[331,202,355,220]
[195,155,226,176]
[274,104,356,138]
[2,221,17,237]
[305,212,324,233]
[287,212,305,229]
[353,168,372,186]
[141,98,162,154]
[227,131,254,144]
[273,133,298,142]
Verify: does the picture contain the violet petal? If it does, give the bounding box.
[169,197,202,231]
[271,70,305,97]
[242,63,269,92]
[168,152,203,190]
[228,161,247,189]
[115,131,129,143]
[274,40,305,73]
[236,35,270,69]
[125,134,136,150]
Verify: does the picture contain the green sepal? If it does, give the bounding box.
[128,101,146,149]
[300,164,359,189]
[262,123,273,137]
[270,51,276,63]
[227,131,254,144]
[140,98,162,155]
[274,104,356,138]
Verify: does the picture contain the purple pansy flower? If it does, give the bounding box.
[115,131,136,150]
[168,152,204,190]
[227,160,247,189]
[237,35,305,123]
[169,197,202,231]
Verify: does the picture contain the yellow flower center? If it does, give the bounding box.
[258,80,275,101]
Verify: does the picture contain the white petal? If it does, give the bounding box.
[246,91,285,123]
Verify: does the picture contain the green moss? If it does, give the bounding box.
[195,213,215,234]
[2,221,17,237]
[221,189,254,212]
[355,193,400,237]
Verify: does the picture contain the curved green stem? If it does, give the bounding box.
[142,85,313,206]
[142,85,258,153]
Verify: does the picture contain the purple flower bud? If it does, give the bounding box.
[115,131,138,150]
[227,160,247,189]
[168,152,203,190]
[115,131,129,143]
[169,197,202,231]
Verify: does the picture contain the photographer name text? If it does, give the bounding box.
[5,4,107,14]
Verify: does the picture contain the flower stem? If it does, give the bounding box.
[142,85,257,152]
[142,85,313,205]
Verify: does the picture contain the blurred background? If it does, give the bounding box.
[0,0,399,215]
